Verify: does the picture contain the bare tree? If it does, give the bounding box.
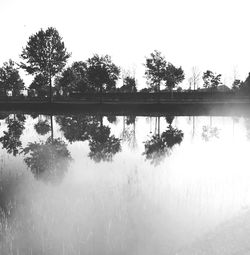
[188,66,201,90]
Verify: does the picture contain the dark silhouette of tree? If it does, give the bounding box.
[56,115,96,143]
[23,137,71,183]
[107,115,117,124]
[232,79,243,91]
[0,60,24,97]
[119,75,137,92]
[0,114,26,156]
[20,27,71,102]
[29,74,49,97]
[34,119,51,136]
[165,116,175,125]
[143,120,183,165]
[86,54,120,95]
[145,50,184,93]
[239,73,250,93]
[164,63,185,94]
[55,61,92,96]
[202,70,222,90]
[144,50,167,92]
[88,116,121,162]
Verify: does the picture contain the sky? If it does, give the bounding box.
[0,0,250,89]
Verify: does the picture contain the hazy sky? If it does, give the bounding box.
[0,0,249,88]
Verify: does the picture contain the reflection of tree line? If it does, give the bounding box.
[3,114,236,180]
[143,116,184,165]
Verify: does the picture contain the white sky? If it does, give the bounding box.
[0,0,250,89]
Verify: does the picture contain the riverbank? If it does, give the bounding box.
[0,98,250,116]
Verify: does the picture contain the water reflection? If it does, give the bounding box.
[0,114,26,156]
[143,116,184,165]
[1,112,250,254]
[23,137,71,183]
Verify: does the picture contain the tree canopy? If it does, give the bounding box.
[86,54,120,93]
[55,61,91,96]
[145,50,184,92]
[0,60,24,96]
[20,27,71,100]
[202,70,222,90]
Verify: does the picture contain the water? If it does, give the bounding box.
[0,112,250,254]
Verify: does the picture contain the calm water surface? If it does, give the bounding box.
[1,112,250,254]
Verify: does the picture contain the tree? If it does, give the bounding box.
[55,61,91,96]
[144,50,184,93]
[86,54,120,95]
[144,50,166,92]
[188,66,201,90]
[143,119,183,165]
[232,79,243,91]
[164,63,185,93]
[34,119,51,135]
[29,74,49,97]
[20,27,71,102]
[23,137,71,183]
[88,116,121,162]
[240,73,250,93]
[119,75,137,92]
[0,114,26,156]
[202,70,222,90]
[0,60,24,97]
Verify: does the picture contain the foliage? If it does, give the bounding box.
[232,79,243,91]
[88,125,121,162]
[34,120,51,135]
[143,125,183,165]
[55,61,92,96]
[0,60,24,96]
[144,50,167,92]
[145,50,184,92]
[56,115,98,143]
[239,73,250,93]
[164,63,185,91]
[0,115,26,156]
[20,27,70,99]
[119,75,137,92]
[86,54,120,93]
[23,137,71,183]
[29,74,49,97]
[202,70,222,90]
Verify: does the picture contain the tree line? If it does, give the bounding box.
[0,27,250,101]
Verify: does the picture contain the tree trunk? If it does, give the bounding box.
[100,84,103,103]
[50,114,54,141]
[49,73,53,103]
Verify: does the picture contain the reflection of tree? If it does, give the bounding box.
[121,116,137,149]
[56,115,96,143]
[0,114,26,156]
[89,125,121,162]
[244,118,250,140]
[202,126,220,141]
[143,123,183,165]
[88,116,121,162]
[34,119,50,135]
[56,114,121,162]
[23,137,71,183]
[107,115,117,124]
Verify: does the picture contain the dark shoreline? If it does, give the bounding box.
[0,100,250,116]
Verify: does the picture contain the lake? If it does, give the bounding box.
[1,111,250,254]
